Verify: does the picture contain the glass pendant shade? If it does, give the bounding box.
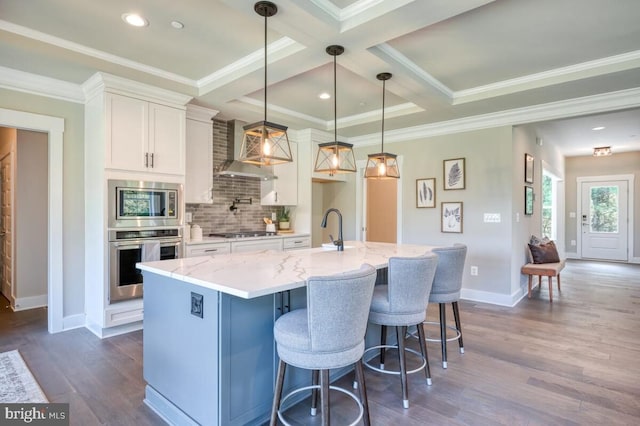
[240,1,292,166]
[313,45,356,176]
[365,72,399,179]
[240,120,292,165]
[364,152,399,178]
[314,141,356,175]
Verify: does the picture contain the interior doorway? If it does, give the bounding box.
[0,108,64,333]
[579,178,629,261]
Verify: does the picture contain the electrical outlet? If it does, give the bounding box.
[191,292,203,318]
[271,212,277,221]
[185,212,193,223]
[470,266,478,276]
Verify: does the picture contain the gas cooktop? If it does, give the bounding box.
[209,231,277,238]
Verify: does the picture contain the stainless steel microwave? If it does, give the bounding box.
[108,180,182,228]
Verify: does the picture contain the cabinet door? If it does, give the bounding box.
[106,93,148,172]
[185,118,213,203]
[149,103,186,175]
[261,142,298,206]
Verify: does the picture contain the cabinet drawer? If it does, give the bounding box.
[186,242,231,257]
[283,236,311,250]
[231,239,283,253]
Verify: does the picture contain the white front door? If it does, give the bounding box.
[580,180,628,261]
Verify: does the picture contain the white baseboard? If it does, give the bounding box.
[62,314,86,331]
[630,257,640,264]
[461,287,525,307]
[12,294,47,311]
[564,251,579,259]
[85,320,143,339]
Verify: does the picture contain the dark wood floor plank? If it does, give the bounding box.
[1,259,639,425]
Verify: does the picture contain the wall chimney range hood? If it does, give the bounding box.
[213,120,276,180]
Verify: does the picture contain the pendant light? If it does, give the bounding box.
[365,72,399,179]
[313,45,356,176]
[239,1,293,166]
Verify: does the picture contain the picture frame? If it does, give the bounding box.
[441,201,463,233]
[443,158,465,190]
[524,153,534,184]
[525,186,534,215]
[416,178,436,208]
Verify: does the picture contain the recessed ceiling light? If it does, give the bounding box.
[592,126,605,131]
[122,13,149,27]
[171,20,184,29]
[318,92,330,100]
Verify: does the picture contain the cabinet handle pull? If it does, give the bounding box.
[275,192,278,203]
[150,153,154,168]
[145,152,149,167]
[293,240,303,244]
[204,249,218,252]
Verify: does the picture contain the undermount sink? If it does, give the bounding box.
[321,243,354,250]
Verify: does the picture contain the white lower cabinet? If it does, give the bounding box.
[185,241,230,257]
[283,236,311,251]
[231,238,283,253]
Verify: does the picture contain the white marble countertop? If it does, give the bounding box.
[138,240,435,299]
[185,232,310,245]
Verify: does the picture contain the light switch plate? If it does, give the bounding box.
[569,212,576,218]
[483,213,501,223]
[191,292,203,318]
[186,212,193,223]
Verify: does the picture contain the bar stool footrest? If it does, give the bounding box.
[362,345,426,375]
[277,384,363,426]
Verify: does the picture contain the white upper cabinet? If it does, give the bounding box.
[105,93,185,175]
[261,141,298,206]
[185,105,218,204]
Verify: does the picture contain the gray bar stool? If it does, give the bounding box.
[270,264,377,426]
[363,254,438,409]
[426,244,468,369]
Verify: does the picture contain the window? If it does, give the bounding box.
[542,171,559,240]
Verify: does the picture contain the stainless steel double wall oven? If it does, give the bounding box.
[108,180,183,303]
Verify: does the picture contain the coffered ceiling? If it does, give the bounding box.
[1,0,639,156]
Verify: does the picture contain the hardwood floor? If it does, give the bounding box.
[1,259,639,425]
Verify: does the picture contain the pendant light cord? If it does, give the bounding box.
[381,78,385,152]
[333,54,337,142]
[264,13,268,122]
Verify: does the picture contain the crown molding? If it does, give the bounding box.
[237,96,327,128]
[310,0,414,32]
[0,66,84,103]
[453,49,640,104]
[82,72,192,107]
[348,87,640,146]
[0,20,196,87]
[186,104,219,122]
[197,37,305,95]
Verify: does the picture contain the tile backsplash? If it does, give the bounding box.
[186,118,280,236]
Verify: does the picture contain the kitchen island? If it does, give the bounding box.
[138,241,435,426]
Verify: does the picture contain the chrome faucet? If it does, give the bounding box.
[320,208,344,251]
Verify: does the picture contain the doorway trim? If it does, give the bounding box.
[576,174,635,263]
[355,156,403,243]
[0,108,63,333]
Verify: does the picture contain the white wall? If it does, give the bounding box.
[16,130,48,303]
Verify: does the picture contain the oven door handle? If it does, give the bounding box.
[112,242,143,249]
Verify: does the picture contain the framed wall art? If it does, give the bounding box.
[416,178,436,208]
[443,158,465,190]
[524,153,534,184]
[525,186,534,215]
[441,201,463,233]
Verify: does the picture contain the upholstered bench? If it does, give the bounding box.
[521,260,565,302]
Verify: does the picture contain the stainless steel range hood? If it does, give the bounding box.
[213,120,276,180]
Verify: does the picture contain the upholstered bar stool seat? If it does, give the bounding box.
[424,244,468,369]
[270,264,377,426]
[364,254,438,409]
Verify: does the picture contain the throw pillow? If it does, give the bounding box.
[528,241,560,264]
[529,234,550,246]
